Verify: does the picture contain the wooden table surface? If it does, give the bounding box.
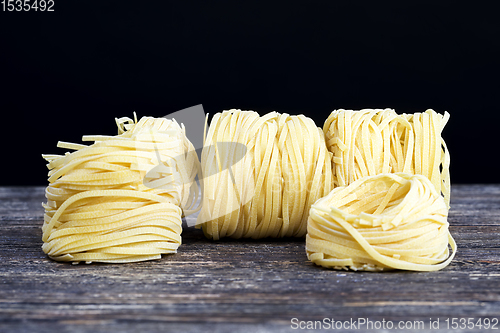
[1,185,499,332]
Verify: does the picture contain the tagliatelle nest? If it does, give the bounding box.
[306,172,456,272]
[197,109,335,240]
[41,115,200,264]
[323,108,450,207]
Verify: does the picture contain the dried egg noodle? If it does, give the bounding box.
[323,109,450,207]
[306,172,456,271]
[197,109,334,240]
[41,115,200,264]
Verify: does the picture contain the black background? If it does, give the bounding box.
[1,1,498,185]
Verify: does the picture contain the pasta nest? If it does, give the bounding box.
[197,109,335,240]
[323,108,450,207]
[41,115,200,264]
[306,172,456,271]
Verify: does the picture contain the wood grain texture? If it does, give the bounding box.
[0,185,499,332]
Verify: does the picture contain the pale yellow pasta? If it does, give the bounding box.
[197,109,334,240]
[306,172,456,271]
[323,109,450,207]
[42,114,200,264]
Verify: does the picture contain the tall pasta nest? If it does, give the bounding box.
[197,109,335,240]
[323,108,450,207]
[41,114,200,264]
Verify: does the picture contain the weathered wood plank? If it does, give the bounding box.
[0,185,499,332]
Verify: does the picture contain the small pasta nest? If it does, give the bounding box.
[41,115,200,264]
[306,172,456,271]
